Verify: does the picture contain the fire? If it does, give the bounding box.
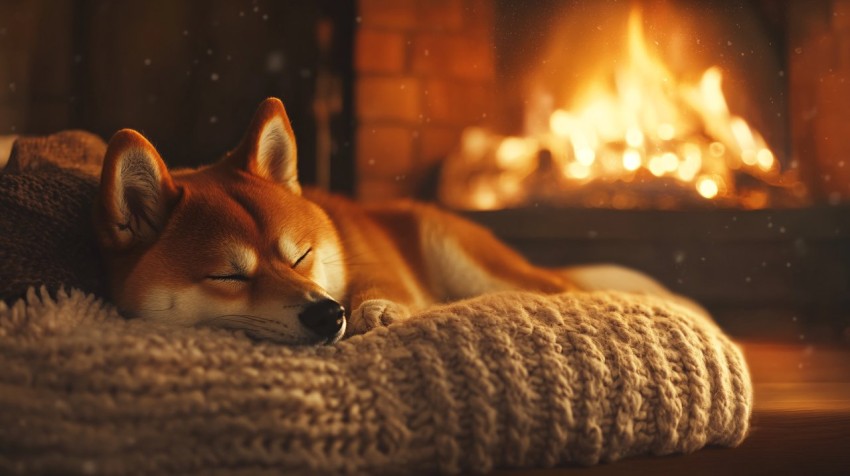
[439,7,804,210]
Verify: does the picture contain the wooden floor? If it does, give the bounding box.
[498,342,850,475]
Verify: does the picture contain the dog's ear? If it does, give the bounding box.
[227,97,300,194]
[95,129,179,250]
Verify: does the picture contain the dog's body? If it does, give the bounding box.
[94,98,689,345]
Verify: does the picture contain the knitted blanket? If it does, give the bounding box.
[0,287,752,475]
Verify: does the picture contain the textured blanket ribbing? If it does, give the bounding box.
[0,288,751,474]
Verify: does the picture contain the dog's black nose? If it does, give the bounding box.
[298,299,345,338]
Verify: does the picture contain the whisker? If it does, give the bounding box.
[137,296,176,313]
[293,231,316,249]
[137,306,174,313]
[322,260,380,267]
[319,253,344,264]
[225,314,273,323]
[320,251,375,266]
[202,314,308,343]
[202,314,273,327]
[319,250,350,263]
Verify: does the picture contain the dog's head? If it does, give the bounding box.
[94,98,347,345]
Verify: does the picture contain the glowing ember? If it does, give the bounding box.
[439,7,805,210]
[696,176,720,199]
[622,150,641,171]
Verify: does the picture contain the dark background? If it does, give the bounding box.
[0,0,356,193]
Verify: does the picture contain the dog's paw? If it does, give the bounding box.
[347,299,411,336]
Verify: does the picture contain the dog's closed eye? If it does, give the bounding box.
[206,274,251,282]
[206,245,257,283]
[292,247,312,268]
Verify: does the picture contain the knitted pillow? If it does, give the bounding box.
[0,288,752,474]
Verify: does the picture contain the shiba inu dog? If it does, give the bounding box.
[94,98,684,345]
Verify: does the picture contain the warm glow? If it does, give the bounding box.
[550,110,573,136]
[626,127,643,147]
[576,147,595,166]
[566,162,590,179]
[698,67,729,115]
[461,128,490,158]
[697,176,719,199]
[677,144,702,181]
[472,183,499,210]
[496,137,534,169]
[757,148,774,170]
[623,149,641,171]
[648,155,666,177]
[439,5,799,210]
[709,142,726,157]
[660,153,679,173]
[537,7,781,201]
[657,124,675,141]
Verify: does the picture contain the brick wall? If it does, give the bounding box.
[789,0,850,204]
[355,0,495,201]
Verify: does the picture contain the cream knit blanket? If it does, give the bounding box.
[0,288,751,474]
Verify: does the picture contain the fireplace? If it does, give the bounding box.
[353,0,850,342]
[441,3,805,210]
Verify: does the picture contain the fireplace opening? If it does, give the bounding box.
[441,1,804,210]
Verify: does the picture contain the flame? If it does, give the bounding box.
[696,176,720,199]
[439,6,802,210]
[545,8,779,199]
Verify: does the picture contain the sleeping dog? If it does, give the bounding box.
[94,98,689,345]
